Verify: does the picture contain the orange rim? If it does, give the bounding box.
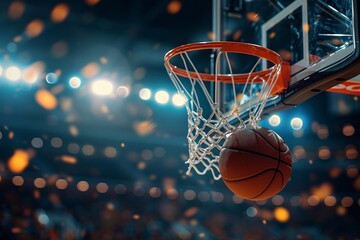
[164,41,290,95]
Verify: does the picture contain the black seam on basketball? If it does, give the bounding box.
[223,147,292,167]
[222,168,280,182]
[248,134,282,200]
[249,129,289,153]
[247,170,285,200]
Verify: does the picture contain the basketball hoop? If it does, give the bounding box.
[164,41,290,180]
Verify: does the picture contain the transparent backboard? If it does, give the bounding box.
[218,0,360,116]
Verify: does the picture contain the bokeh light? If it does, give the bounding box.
[341,197,353,207]
[166,188,179,200]
[232,195,244,204]
[85,0,101,6]
[5,66,22,81]
[7,150,31,174]
[8,1,25,20]
[46,73,59,84]
[96,182,109,193]
[81,62,99,78]
[317,125,329,139]
[92,79,114,96]
[343,124,355,136]
[26,19,44,38]
[293,145,306,159]
[198,191,210,202]
[114,184,126,194]
[69,77,82,88]
[272,195,284,205]
[308,195,321,206]
[167,1,182,14]
[77,181,89,192]
[268,114,281,127]
[51,3,70,23]
[35,89,58,110]
[82,144,95,156]
[116,86,130,98]
[55,179,68,190]
[50,137,63,148]
[23,61,44,84]
[149,187,162,198]
[37,211,50,225]
[290,117,303,130]
[31,138,43,149]
[52,41,68,57]
[318,146,331,160]
[184,190,196,201]
[274,207,290,223]
[246,207,257,217]
[155,90,169,104]
[247,12,260,22]
[172,93,186,107]
[34,178,47,188]
[139,88,151,100]
[345,145,358,159]
[104,147,117,158]
[12,176,24,186]
[324,196,337,206]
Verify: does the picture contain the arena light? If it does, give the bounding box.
[5,66,22,81]
[139,88,151,100]
[91,79,113,96]
[268,114,281,127]
[290,117,303,130]
[69,76,81,89]
[0,65,3,77]
[116,86,129,98]
[172,93,186,107]
[45,72,58,84]
[155,90,169,104]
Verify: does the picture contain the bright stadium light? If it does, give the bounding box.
[69,77,81,89]
[91,79,113,96]
[291,117,303,130]
[5,66,22,81]
[155,90,169,104]
[172,93,186,107]
[0,65,3,77]
[268,114,281,127]
[139,88,151,100]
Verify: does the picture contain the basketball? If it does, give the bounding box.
[219,127,292,201]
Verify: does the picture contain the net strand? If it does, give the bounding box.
[165,45,283,180]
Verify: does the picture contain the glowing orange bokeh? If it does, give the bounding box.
[8,1,25,20]
[274,207,290,223]
[247,12,260,22]
[26,20,44,37]
[51,4,70,23]
[85,0,101,6]
[167,1,182,15]
[59,155,77,164]
[134,121,156,136]
[81,62,100,78]
[35,89,58,110]
[23,61,45,84]
[7,150,31,173]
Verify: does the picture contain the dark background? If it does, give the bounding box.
[0,0,359,239]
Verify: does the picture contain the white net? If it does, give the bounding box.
[164,43,283,180]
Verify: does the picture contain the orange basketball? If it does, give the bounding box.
[219,127,292,200]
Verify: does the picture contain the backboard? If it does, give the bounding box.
[216,0,360,117]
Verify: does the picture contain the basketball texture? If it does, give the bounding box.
[219,127,292,200]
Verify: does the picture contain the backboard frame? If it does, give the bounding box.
[217,0,360,119]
